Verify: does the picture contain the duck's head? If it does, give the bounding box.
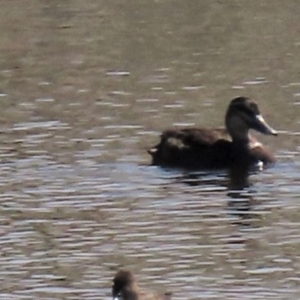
[225,97,277,141]
[112,270,137,300]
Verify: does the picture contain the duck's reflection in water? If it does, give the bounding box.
[174,163,263,227]
[227,164,253,225]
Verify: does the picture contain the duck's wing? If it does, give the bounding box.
[148,127,230,154]
[159,127,230,149]
[148,127,233,169]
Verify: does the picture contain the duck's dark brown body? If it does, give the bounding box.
[149,128,274,169]
[148,97,277,170]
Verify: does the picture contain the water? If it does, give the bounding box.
[0,1,300,299]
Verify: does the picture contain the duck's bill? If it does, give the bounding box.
[254,114,278,136]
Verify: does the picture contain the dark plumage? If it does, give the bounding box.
[148,97,277,170]
[112,270,172,300]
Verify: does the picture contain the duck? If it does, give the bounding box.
[148,97,277,170]
[112,270,172,300]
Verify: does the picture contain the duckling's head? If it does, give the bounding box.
[225,97,277,141]
[112,270,137,300]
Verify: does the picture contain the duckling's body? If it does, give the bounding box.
[148,97,277,170]
[112,270,171,300]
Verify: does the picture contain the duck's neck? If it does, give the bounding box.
[229,135,252,190]
[231,134,249,148]
[231,134,252,163]
[226,112,250,145]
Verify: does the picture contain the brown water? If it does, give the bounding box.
[1,1,300,299]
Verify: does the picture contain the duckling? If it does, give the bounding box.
[148,97,277,170]
[112,270,172,300]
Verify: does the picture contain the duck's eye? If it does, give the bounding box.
[249,102,259,114]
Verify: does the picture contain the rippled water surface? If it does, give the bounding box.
[1,1,300,299]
